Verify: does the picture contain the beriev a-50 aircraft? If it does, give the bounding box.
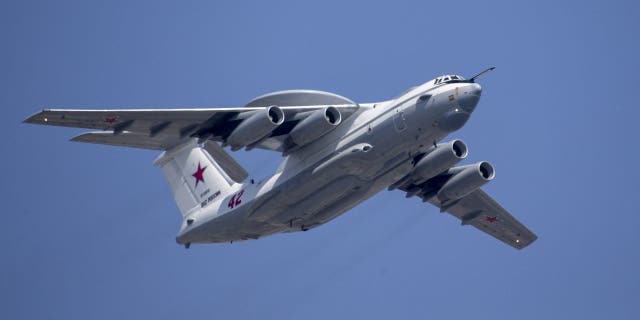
[25,67,537,249]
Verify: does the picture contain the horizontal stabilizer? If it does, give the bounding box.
[71,131,182,150]
[203,141,248,183]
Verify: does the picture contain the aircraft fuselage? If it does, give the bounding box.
[177,80,482,243]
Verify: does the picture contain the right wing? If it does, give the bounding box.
[397,179,537,249]
[428,189,537,249]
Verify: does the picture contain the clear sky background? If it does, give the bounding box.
[2,0,639,319]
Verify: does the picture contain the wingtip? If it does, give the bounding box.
[69,134,83,142]
[515,235,538,250]
[23,109,50,124]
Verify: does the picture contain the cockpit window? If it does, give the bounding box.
[435,74,465,85]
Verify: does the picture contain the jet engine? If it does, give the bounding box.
[437,161,495,201]
[289,106,342,146]
[412,140,468,183]
[227,106,285,150]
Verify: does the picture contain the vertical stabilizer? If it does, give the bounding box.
[154,139,243,217]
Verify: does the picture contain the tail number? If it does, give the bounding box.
[227,190,244,209]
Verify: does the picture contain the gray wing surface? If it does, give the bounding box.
[24,103,357,151]
[399,182,537,249]
[24,108,238,150]
[430,189,537,249]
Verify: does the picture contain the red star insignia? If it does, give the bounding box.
[486,216,497,223]
[104,116,119,124]
[192,162,207,187]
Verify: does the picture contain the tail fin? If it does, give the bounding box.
[154,139,248,217]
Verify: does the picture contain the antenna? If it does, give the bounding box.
[469,67,496,82]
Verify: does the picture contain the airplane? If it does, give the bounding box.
[24,67,537,250]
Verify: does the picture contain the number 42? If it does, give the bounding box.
[227,190,244,209]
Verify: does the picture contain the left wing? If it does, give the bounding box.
[398,184,537,249]
[24,108,243,150]
[24,91,359,152]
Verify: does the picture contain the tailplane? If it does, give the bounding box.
[154,139,247,217]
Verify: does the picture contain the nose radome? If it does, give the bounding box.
[458,83,482,112]
[469,83,482,96]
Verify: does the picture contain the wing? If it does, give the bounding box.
[24,108,238,150]
[399,184,537,249]
[23,90,359,151]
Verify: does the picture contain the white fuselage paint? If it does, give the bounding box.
[176,80,482,244]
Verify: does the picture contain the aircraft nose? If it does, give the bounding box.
[469,83,482,96]
[459,83,482,112]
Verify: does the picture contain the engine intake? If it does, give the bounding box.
[289,106,342,146]
[227,106,285,150]
[437,161,495,201]
[412,140,468,183]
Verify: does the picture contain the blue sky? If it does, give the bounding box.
[2,0,639,319]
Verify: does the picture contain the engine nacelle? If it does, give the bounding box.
[289,106,342,146]
[437,161,495,201]
[227,106,285,150]
[412,140,468,183]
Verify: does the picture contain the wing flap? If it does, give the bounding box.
[71,131,182,150]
